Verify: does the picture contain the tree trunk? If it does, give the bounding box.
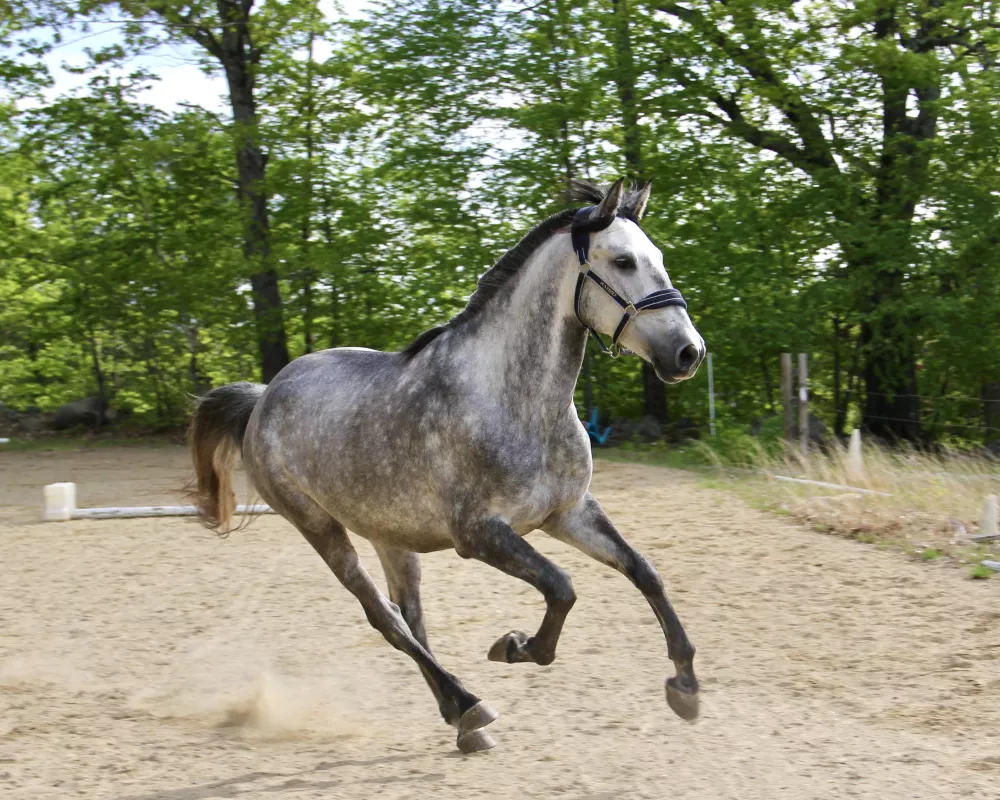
[984,383,1000,445]
[86,322,108,427]
[642,364,669,423]
[760,354,775,413]
[832,315,843,438]
[612,0,642,185]
[301,14,317,355]
[218,6,290,382]
[612,0,667,423]
[859,310,920,441]
[152,2,290,380]
[852,3,935,442]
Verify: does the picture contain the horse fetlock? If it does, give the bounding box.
[487,630,558,665]
[669,636,696,667]
[530,643,557,666]
[438,698,462,727]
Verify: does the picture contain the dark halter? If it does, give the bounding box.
[571,207,688,358]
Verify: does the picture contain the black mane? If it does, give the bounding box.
[400,208,575,358]
[565,179,648,221]
[400,180,645,359]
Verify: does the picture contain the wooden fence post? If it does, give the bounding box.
[798,353,809,457]
[781,353,794,446]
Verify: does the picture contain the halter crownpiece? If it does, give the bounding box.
[571,206,688,358]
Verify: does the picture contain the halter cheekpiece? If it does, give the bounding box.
[571,206,688,358]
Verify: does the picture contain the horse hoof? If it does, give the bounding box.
[459,700,499,735]
[665,677,700,721]
[488,630,529,663]
[457,728,497,754]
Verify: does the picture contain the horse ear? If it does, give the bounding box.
[593,178,626,224]
[625,180,652,221]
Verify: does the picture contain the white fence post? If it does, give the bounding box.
[982,495,998,537]
[44,482,77,521]
[707,352,716,437]
[846,428,864,484]
[798,353,809,458]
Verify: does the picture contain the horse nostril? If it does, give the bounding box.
[676,343,699,371]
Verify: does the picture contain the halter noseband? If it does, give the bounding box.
[571,207,688,358]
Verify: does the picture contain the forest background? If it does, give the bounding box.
[1,0,998,447]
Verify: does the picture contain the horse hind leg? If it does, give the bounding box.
[286,503,498,753]
[372,545,459,724]
[374,543,497,753]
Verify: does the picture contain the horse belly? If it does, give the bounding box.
[295,465,457,553]
[331,502,457,553]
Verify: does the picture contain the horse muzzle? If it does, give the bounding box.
[651,338,706,384]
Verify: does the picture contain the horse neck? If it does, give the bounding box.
[465,236,587,417]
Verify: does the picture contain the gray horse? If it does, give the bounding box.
[188,179,705,753]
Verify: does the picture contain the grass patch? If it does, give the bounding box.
[593,441,713,471]
[596,424,1000,574]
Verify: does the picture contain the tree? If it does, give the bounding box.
[650,0,999,440]
[58,0,295,381]
[3,0,998,444]
[611,0,670,422]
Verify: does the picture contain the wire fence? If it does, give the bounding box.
[811,390,1000,435]
[862,413,1000,434]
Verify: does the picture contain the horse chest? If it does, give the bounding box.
[498,429,593,535]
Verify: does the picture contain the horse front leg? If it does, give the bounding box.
[542,493,699,721]
[452,517,576,666]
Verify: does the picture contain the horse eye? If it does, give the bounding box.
[614,255,636,270]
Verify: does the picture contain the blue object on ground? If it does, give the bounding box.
[584,408,613,445]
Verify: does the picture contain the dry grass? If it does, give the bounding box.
[705,439,1000,576]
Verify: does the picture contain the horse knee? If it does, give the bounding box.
[364,600,406,637]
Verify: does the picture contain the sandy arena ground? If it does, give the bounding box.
[2,445,1000,799]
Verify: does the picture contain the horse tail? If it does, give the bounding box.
[187,381,266,533]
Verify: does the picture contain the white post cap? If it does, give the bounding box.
[982,495,998,538]
[43,482,77,522]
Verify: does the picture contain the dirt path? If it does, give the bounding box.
[2,445,999,799]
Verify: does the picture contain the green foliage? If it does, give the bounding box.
[0,0,998,439]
